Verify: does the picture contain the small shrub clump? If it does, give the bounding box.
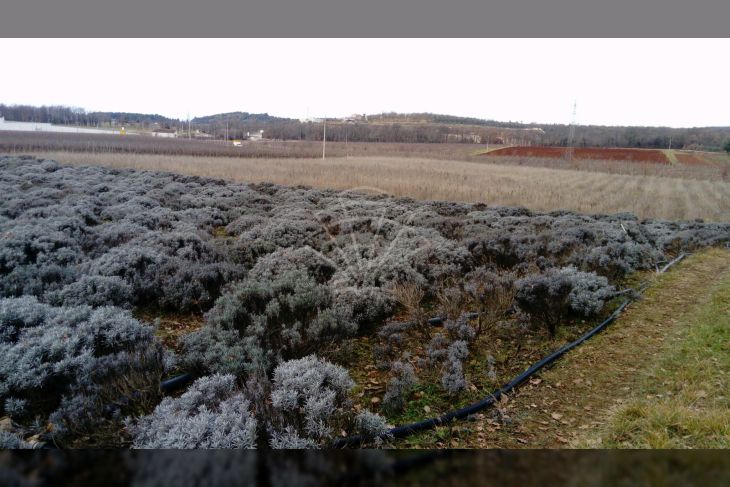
[382,359,418,413]
[128,374,257,449]
[268,355,355,446]
[515,267,616,336]
[182,270,356,376]
[0,296,165,445]
[440,340,470,394]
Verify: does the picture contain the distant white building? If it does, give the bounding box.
[152,128,177,138]
[446,133,482,144]
[0,116,120,135]
[246,130,264,141]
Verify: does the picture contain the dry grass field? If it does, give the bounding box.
[479,153,729,181]
[33,151,730,221]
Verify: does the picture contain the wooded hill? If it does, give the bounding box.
[2,104,728,151]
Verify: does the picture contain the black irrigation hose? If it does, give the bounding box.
[334,299,630,448]
[160,373,194,393]
[659,253,687,274]
[334,253,687,448]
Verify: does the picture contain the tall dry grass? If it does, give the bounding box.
[479,154,728,181]
[29,151,730,222]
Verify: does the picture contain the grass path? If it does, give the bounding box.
[453,248,730,448]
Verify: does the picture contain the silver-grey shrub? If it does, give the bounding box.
[269,355,355,447]
[440,340,469,394]
[515,267,615,336]
[0,296,164,443]
[128,374,257,449]
[183,270,356,375]
[382,360,418,413]
[46,275,133,308]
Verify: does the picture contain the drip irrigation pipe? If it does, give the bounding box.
[334,253,687,448]
[659,253,687,274]
[160,373,194,393]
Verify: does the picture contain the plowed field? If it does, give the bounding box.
[486,146,670,164]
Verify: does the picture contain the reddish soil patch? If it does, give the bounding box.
[486,146,670,164]
[674,152,713,166]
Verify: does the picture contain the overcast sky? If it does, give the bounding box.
[2,38,728,127]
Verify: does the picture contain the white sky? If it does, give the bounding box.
[2,38,728,128]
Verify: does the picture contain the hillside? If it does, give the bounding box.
[2,103,729,150]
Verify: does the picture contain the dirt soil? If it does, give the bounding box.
[674,152,714,166]
[486,146,670,164]
[451,248,730,448]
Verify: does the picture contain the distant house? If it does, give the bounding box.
[446,133,482,144]
[232,140,242,147]
[246,130,264,141]
[152,128,177,138]
[342,114,366,123]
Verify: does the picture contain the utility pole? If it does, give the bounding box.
[668,135,672,151]
[187,112,191,140]
[345,121,348,159]
[322,117,326,159]
[565,101,576,161]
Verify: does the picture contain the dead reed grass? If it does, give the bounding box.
[29,151,730,222]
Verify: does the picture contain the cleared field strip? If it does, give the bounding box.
[485,146,671,164]
[459,248,730,448]
[33,151,730,221]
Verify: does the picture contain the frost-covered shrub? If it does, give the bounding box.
[248,246,336,284]
[269,427,320,449]
[355,410,392,447]
[0,297,164,443]
[185,271,356,374]
[425,332,450,365]
[440,340,469,394]
[269,355,355,447]
[0,430,32,449]
[4,397,28,417]
[515,267,615,336]
[87,241,236,311]
[373,320,415,370]
[462,267,516,334]
[128,374,257,449]
[331,226,470,291]
[179,327,249,377]
[241,218,324,251]
[332,286,395,331]
[382,360,418,413]
[581,241,662,279]
[0,220,83,298]
[444,314,477,343]
[426,313,478,395]
[46,275,133,308]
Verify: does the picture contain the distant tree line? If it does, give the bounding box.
[0,104,178,129]
[2,104,729,151]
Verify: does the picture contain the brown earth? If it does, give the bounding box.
[674,151,714,166]
[486,146,671,164]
